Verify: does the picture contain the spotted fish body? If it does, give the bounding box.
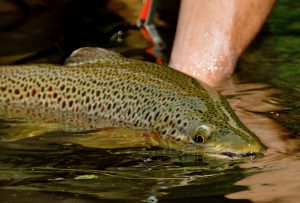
[0,47,265,157]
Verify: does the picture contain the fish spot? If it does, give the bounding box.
[14,89,20,95]
[60,85,65,91]
[62,101,66,109]
[116,107,122,113]
[69,100,73,108]
[32,89,37,97]
[131,113,136,118]
[72,87,76,93]
[144,112,150,119]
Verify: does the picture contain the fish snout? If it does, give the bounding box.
[219,141,266,158]
[211,129,266,157]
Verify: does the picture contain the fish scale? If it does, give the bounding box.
[0,47,265,157]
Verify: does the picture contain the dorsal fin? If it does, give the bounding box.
[65,47,123,66]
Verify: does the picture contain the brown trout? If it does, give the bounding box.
[0,47,265,157]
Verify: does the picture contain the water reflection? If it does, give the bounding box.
[217,79,300,203]
[227,154,300,203]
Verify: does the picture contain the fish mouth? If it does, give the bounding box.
[169,144,265,159]
[192,142,266,159]
[219,151,264,158]
[221,151,253,157]
[204,148,266,159]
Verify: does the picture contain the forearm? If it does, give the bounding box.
[169,0,276,87]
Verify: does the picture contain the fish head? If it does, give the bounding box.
[156,93,265,158]
[182,118,266,158]
[182,95,265,158]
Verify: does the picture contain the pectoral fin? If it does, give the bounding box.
[64,127,158,149]
[0,121,60,141]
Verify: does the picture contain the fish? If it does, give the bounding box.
[0,47,265,157]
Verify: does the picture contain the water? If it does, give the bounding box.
[0,0,299,202]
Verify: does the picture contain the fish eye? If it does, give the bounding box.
[194,134,205,143]
[193,126,210,143]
